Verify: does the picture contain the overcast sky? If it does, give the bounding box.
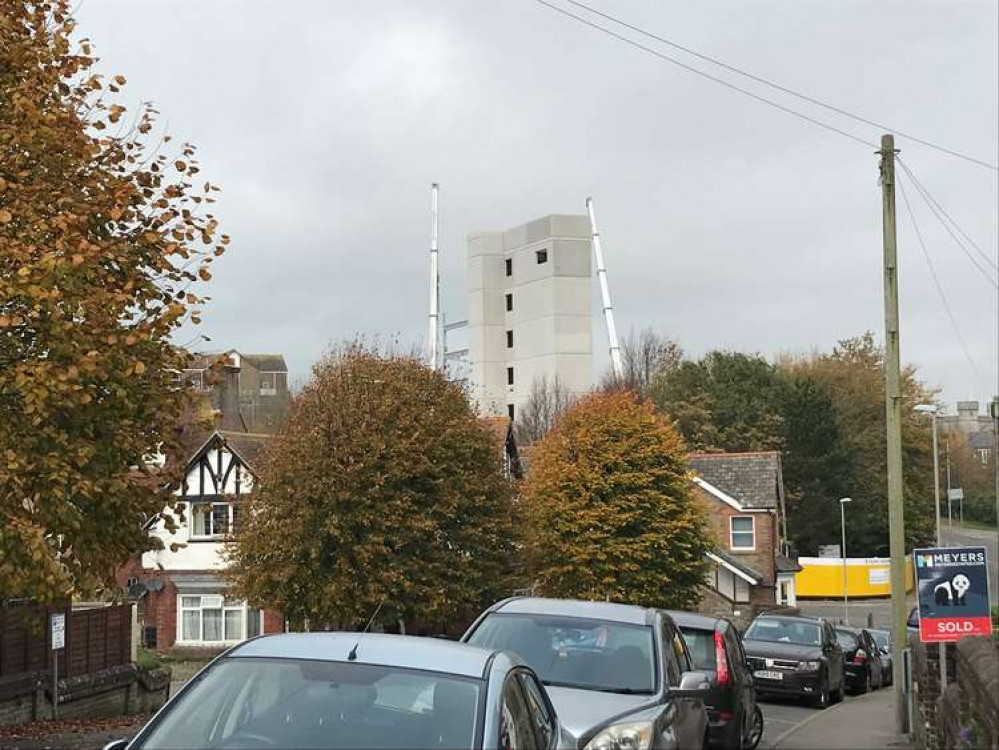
[78,0,998,408]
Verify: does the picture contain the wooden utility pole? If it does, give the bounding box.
[880,134,908,734]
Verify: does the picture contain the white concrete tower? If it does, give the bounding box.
[468,214,592,418]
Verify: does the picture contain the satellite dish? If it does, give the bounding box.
[127,582,147,598]
[146,578,164,592]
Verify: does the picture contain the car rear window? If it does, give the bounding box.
[679,627,716,671]
[836,630,858,650]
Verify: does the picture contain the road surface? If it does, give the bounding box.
[940,523,998,605]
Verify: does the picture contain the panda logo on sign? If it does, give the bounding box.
[933,573,972,607]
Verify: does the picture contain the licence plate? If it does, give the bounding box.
[754,670,783,681]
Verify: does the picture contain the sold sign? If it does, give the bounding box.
[913,546,992,643]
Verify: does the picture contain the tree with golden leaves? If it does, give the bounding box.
[522,390,711,609]
[226,347,518,631]
[1,1,228,602]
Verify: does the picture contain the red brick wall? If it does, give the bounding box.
[692,484,778,586]
[263,610,284,635]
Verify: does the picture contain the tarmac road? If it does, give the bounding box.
[940,523,998,605]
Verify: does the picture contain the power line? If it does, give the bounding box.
[896,158,999,289]
[897,174,987,390]
[896,158,997,272]
[542,0,999,172]
[532,0,876,151]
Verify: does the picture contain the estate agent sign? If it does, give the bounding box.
[914,546,992,643]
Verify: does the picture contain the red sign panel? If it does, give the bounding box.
[918,615,992,643]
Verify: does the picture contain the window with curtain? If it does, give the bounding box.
[179,595,256,643]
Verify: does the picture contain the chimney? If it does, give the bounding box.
[216,352,245,432]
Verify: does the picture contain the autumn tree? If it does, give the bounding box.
[514,374,577,445]
[521,390,711,609]
[0,2,227,602]
[226,347,518,631]
[781,334,937,554]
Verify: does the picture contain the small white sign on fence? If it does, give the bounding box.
[50,613,65,651]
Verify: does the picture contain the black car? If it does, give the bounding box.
[742,615,846,709]
[835,627,884,694]
[670,611,763,750]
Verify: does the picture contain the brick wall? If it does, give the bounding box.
[690,485,777,586]
[263,610,284,635]
[937,637,998,750]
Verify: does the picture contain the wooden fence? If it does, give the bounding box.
[0,603,131,679]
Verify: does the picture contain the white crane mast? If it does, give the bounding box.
[586,197,624,381]
[427,183,441,369]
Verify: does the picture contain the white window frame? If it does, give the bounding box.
[176,595,262,645]
[189,501,236,540]
[730,515,756,551]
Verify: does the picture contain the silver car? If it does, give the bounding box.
[463,598,711,750]
[103,632,572,749]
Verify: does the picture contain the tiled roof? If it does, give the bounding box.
[968,429,995,451]
[776,554,803,573]
[241,353,288,372]
[688,451,782,510]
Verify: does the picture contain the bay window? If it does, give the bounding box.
[178,595,263,644]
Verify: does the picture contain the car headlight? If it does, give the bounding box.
[584,721,654,750]
[797,660,822,672]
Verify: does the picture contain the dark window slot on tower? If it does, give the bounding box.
[505,293,513,311]
[506,330,513,348]
[536,249,548,264]
[507,367,514,386]
[508,404,515,419]
[505,258,512,276]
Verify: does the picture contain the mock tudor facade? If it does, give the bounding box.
[119,430,284,651]
[689,452,801,618]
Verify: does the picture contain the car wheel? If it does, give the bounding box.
[813,679,830,709]
[745,705,764,750]
[859,669,871,694]
[831,679,844,704]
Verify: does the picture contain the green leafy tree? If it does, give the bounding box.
[651,351,787,453]
[1,1,227,602]
[521,390,711,609]
[226,347,518,631]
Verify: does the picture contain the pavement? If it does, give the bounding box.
[768,686,911,750]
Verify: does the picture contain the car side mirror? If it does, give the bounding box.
[672,670,712,698]
[102,741,129,750]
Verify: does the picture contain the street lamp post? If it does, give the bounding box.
[915,405,942,545]
[916,403,947,690]
[840,497,852,625]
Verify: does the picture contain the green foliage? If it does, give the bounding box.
[521,390,712,609]
[651,351,787,453]
[650,335,938,557]
[135,647,163,671]
[1,1,227,602]
[225,347,518,631]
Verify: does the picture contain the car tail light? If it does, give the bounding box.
[854,648,868,663]
[714,629,729,685]
[718,709,734,724]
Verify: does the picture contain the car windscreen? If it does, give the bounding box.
[870,631,890,651]
[466,613,656,694]
[134,657,482,750]
[744,619,821,647]
[835,630,859,651]
[679,627,716,671]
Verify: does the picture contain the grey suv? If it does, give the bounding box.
[463,597,711,749]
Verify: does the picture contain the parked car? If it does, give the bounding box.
[867,629,894,687]
[835,627,884,694]
[102,632,572,749]
[742,614,845,709]
[463,597,711,749]
[669,611,763,750]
